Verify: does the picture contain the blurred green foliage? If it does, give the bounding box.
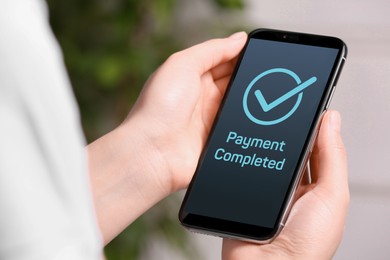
[216,0,245,9]
[48,0,181,141]
[47,0,245,259]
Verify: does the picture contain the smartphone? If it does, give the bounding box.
[178,28,347,243]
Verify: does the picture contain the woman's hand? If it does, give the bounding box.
[126,31,247,193]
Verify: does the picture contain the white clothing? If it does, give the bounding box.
[0,0,102,259]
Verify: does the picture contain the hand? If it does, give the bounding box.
[222,110,349,260]
[88,32,247,243]
[125,31,248,193]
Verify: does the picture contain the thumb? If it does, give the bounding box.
[174,32,247,74]
[315,110,349,201]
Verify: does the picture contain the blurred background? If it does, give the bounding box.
[47,0,390,259]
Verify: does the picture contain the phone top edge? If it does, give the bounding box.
[248,28,348,53]
[248,27,344,40]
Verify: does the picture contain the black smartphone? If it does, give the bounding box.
[179,28,347,243]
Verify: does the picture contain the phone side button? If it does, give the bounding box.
[325,87,336,109]
[333,58,345,86]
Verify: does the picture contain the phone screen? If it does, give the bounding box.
[180,29,346,241]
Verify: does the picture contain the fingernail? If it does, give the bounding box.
[329,110,341,132]
[228,31,246,40]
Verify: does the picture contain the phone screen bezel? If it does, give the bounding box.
[179,28,347,242]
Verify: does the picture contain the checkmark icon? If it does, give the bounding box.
[243,68,317,125]
[254,76,317,112]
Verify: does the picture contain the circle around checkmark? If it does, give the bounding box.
[243,68,303,126]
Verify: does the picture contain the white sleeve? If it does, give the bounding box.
[0,0,102,259]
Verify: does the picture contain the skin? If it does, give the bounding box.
[87,32,349,259]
